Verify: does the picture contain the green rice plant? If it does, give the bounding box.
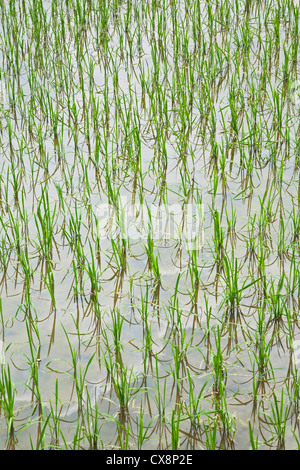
[168,338,186,392]
[285,361,300,417]
[204,419,218,450]
[144,232,161,283]
[110,308,124,364]
[34,187,58,260]
[17,246,33,308]
[141,320,154,375]
[224,202,237,243]
[170,404,182,450]
[102,341,138,412]
[82,385,104,450]
[183,370,211,427]
[42,266,56,310]
[30,413,51,450]
[20,319,44,427]
[153,356,167,421]
[62,325,95,416]
[0,298,3,335]
[211,326,226,400]
[135,403,155,450]
[209,165,219,202]
[290,204,300,246]
[117,419,131,450]
[219,250,261,315]
[251,308,274,387]
[108,235,127,274]
[228,80,240,136]
[0,364,16,445]
[211,209,225,266]
[69,416,86,450]
[83,241,102,315]
[48,378,62,449]
[248,421,259,450]
[288,427,300,450]
[187,247,201,306]
[265,275,288,322]
[0,0,299,451]
[213,394,236,449]
[5,205,22,255]
[264,390,289,450]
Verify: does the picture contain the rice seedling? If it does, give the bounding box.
[62,325,95,416]
[47,378,63,449]
[204,419,219,450]
[82,385,104,450]
[183,370,211,427]
[135,403,155,450]
[0,364,16,447]
[170,405,182,450]
[211,326,227,402]
[219,250,261,317]
[153,356,167,422]
[0,0,299,450]
[263,390,289,450]
[248,421,259,450]
[102,337,139,413]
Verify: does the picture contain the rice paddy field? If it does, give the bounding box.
[0,0,300,451]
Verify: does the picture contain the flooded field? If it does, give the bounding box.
[0,0,300,450]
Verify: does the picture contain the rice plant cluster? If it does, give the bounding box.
[0,0,300,450]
